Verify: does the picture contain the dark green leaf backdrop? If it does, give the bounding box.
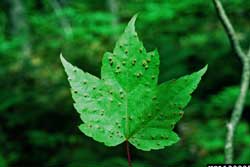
[0,0,250,166]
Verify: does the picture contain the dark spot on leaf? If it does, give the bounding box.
[132,59,136,65]
[151,76,155,80]
[179,112,184,116]
[115,70,121,74]
[136,73,140,78]
[136,72,142,78]
[109,61,113,66]
[74,90,78,93]
[122,61,126,65]
[139,48,143,53]
[146,58,151,63]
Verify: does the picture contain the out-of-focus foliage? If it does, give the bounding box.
[205,86,250,117]
[0,0,250,166]
[0,154,7,167]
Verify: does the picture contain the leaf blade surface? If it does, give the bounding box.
[61,15,207,150]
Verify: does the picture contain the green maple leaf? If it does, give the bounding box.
[60,15,207,151]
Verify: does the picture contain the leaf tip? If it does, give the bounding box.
[60,53,67,65]
[130,14,138,24]
[60,53,72,71]
[60,52,63,58]
[125,14,139,33]
[199,65,208,76]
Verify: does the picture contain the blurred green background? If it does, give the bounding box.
[1,0,250,166]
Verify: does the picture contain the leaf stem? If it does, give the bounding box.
[126,140,132,167]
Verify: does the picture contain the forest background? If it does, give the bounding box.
[1,0,250,166]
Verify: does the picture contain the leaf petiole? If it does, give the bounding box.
[126,140,132,167]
